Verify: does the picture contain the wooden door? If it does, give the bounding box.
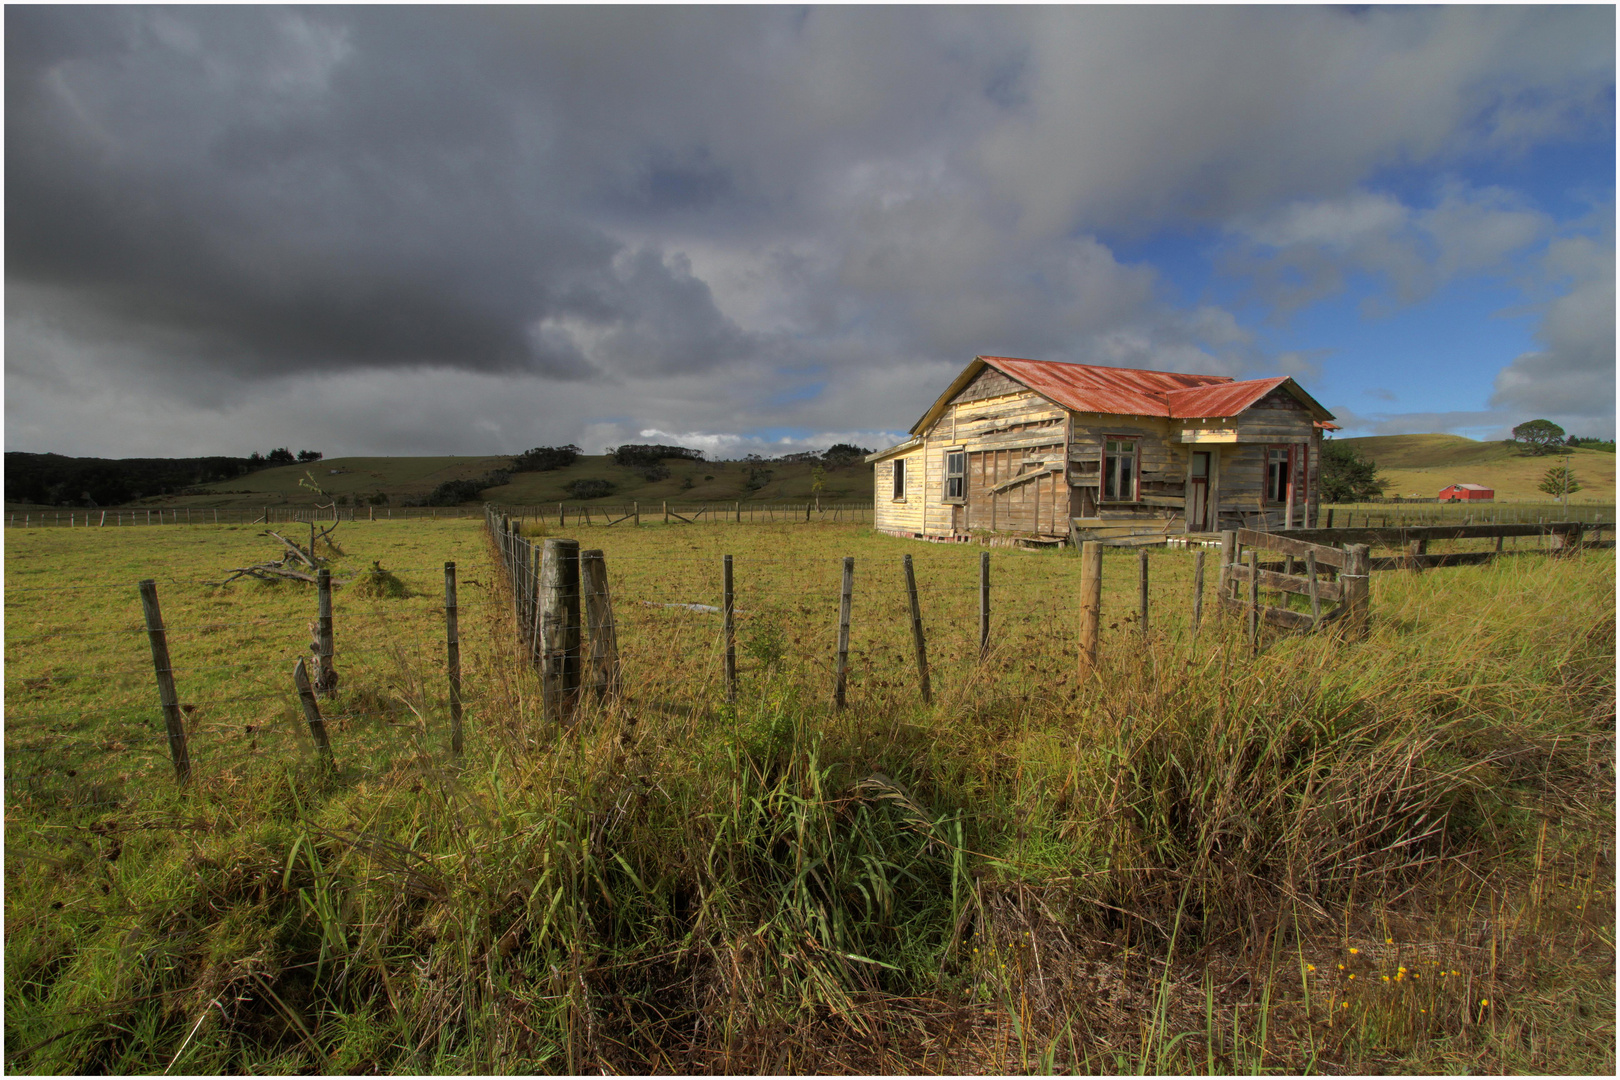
[1188,452,1211,531]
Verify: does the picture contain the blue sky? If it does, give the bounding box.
[6,6,1614,458]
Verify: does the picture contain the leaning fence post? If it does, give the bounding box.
[292,657,336,770]
[582,549,620,701]
[316,568,336,698]
[903,554,932,704]
[540,539,582,723]
[978,550,991,662]
[721,554,737,703]
[834,556,854,709]
[138,580,192,785]
[1191,549,1206,635]
[444,562,464,754]
[1077,541,1102,680]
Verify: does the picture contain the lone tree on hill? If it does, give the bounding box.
[1319,440,1386,502]
[1511,419,1566,455]
[1537,463,1581,498]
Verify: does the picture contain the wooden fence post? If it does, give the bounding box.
[735,501,740,524]
[1218,530,1237,602]
[444,562,464,754]
[1138,549,1149,636]
[316,568,336,698]
[582,549,620,701]
[834,557,854,709]
[634,501,640,527]
[539,539,582,723]
[1342,544,1371,640]
[722,554,736,703]
[902,554,932,704]
[1077,542,1102,680]
[663,501,669,524]
[1248,549,1260,653]
[292,657,336,770]
[138,580,192,785]
[1192,549,1205,634]
[978,550,991,662]
[1306,550,1321,628]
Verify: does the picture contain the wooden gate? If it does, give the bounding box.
[1218,529,1370,637]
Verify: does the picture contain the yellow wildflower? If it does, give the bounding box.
[1307,964,1316,972]
[1385,937,1394,945]
[1349,947,1359,954]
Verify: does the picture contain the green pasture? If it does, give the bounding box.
[4,519,1614,1073]
[1342,433,1616,503]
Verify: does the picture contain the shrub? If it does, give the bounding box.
[610,443,704,469]
[1320,440,1386,502]
[512,444,582,472]
[564,478,616,499]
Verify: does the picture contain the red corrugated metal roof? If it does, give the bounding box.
[1443,483,1493,491]
[1166,377,1289,419]
[980,356,1231,417]
[979,357,1335,421]
[908,356,1336,436]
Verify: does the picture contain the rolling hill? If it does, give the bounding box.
[1337,434,1615,504]
[4,453,877,510]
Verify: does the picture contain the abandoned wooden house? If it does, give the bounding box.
[867,355,1337,546]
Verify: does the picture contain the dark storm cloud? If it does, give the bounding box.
[4,6,756,383]
[4,6,1612,457]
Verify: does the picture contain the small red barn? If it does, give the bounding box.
[1438,483,1493,502]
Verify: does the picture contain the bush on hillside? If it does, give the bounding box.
[610,444,704,469]
[512,444,582,472]
[564,478,616,499]
[1319,440,1386,502]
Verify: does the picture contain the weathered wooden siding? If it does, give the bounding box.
[879,375,1323,540]
[1066,414,1187,528]
[872,450,926,534]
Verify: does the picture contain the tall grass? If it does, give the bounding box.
[4,530,1612,1073]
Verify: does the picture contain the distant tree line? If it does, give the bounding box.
[5,449,322,507]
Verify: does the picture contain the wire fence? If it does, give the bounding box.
[4,500,878,529]
[8,508,1610,809]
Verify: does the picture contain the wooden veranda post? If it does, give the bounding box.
[138,580,192,785]
[444,562,463,754]
[1077,541,1102,680]
[903,554,932,704]
[834,557,854,709]
[582,549,620,701]
[539,539,582,723]
[722,555,736,704]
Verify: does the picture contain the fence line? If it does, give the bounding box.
[4,500,879,529]
[8,510,1607,802]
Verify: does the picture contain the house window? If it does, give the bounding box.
[1266,446,1293,503]
[1101,437,1139,502]
[944,451,966,501]
[892,459,907,500]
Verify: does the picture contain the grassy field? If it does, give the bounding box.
[5,519,1614,1072]
[1341,434,1616,504]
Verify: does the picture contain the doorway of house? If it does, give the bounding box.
[1188,451,1211,531]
